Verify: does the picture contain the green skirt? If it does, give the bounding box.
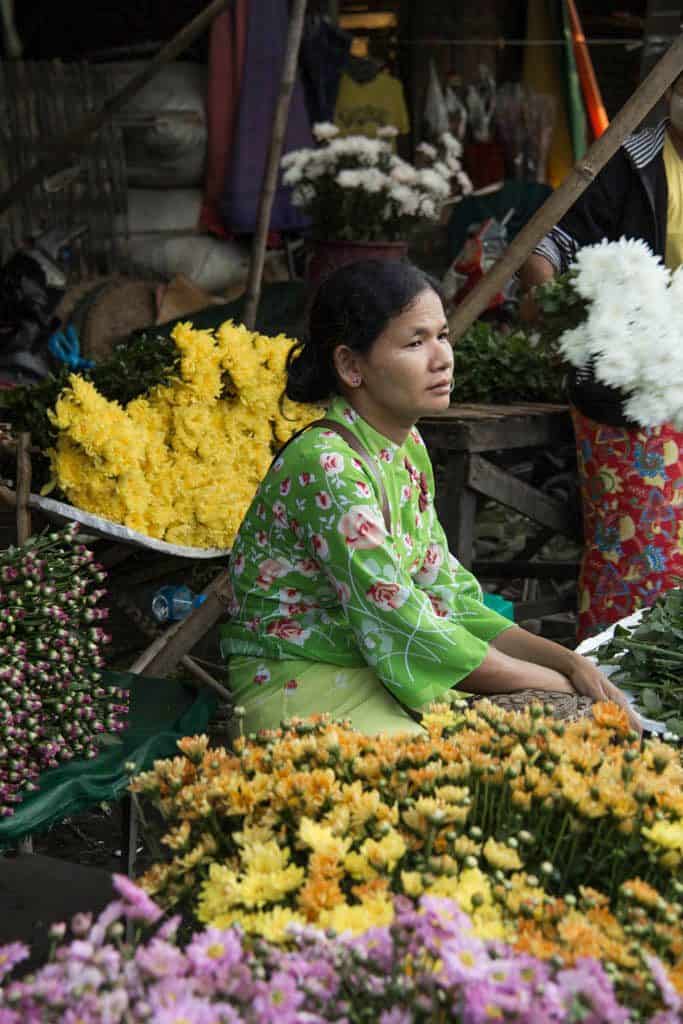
[227,656,426,739]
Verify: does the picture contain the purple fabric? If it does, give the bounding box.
[220,0,312,234]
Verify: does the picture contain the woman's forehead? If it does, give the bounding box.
[389,289,446,328]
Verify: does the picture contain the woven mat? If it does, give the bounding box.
[473,690,594,721]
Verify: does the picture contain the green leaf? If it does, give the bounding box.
[641,689,663,713]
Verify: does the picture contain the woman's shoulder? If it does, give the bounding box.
[271,421,363,479]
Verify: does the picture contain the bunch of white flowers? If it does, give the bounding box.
[557,238,683,428]
[281,123,471,243]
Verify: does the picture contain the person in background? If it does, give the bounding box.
[518,76,683,641]
[220,260,633,736]
[519,73,683,306]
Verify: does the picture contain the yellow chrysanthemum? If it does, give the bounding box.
[48,320,320,548]
[319,896,394,935]
[482,838,523,873]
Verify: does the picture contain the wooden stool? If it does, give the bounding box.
[420,403,580,622]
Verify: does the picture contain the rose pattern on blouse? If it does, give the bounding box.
[221,396,512,707]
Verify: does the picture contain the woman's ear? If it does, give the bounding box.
[333,345,363,388]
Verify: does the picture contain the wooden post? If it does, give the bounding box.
[448,32,683,339]
[0,0,233,216]
[242,0,309,329]
[15,432,31,545]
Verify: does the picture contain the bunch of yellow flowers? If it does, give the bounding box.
[130,700,683,997]
[47,321,317,548]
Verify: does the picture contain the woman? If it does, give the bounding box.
[221,260,632,735]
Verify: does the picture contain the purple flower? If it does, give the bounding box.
[0,1010,22,1023]
[112,874,162,924]
[135,938,188,981]
[557,959,630,1024]
[186,928,243,978]
[379,1010,412,1024]
[645,954,682,1014]
[0,941,29,980]
[251,971,304,1024]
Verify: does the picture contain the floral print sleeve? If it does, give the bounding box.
[221,397,512,709]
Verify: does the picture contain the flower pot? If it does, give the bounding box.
[305,238,408,294]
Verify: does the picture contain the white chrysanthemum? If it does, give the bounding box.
[307,153,335,179]
[417,168,450,198]
[358,168,390,193]
[292,183,315,207]
[420,196,437,219]
[417,141,437,159]
[572,241,617,300]
[312,122,340,142]
[282,164,304,186]
[336,169,363,189]
[456,170,473,195]
[281,148,311,169]
[377,125,399,139]
[389,160,418,186]
[593,346,640,389]
[433,160,452,180]
[622,390,671,428]
[558,325,592,368]
[389,184,419,216]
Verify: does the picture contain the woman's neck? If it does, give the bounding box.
[336,391,414,446]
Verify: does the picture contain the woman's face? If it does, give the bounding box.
[337,288,454,435]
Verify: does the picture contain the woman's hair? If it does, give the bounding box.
[285,260,444,404]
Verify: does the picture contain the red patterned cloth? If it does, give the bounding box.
[572,406,683,641]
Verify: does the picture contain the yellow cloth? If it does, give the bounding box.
[334,71,410,140]
[664,133,683,270]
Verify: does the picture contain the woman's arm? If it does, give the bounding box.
[464,644,574,695]
[490,625,637,717]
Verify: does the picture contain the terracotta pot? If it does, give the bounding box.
[305,238,409,294]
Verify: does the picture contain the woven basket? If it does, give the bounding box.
[473,690,594,722]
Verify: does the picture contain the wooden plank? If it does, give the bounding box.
[514,594,576,621]
[467,454,580,537]
[433,450,477,568]
[473,560,579,580]
[420,409,573,453]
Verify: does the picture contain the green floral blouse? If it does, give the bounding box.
[220,397,512,709]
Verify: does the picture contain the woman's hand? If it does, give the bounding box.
[566,654,642,733]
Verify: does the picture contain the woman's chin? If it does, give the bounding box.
[422,388,452,412]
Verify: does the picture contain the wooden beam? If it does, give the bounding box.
[447,33,683,338]
[514,594,576,621]
[0,0,233,216]
[474,560,579,580]
[242,0,308,329]
[467,453,579,537]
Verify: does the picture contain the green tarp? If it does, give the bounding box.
[0,672,216,846]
